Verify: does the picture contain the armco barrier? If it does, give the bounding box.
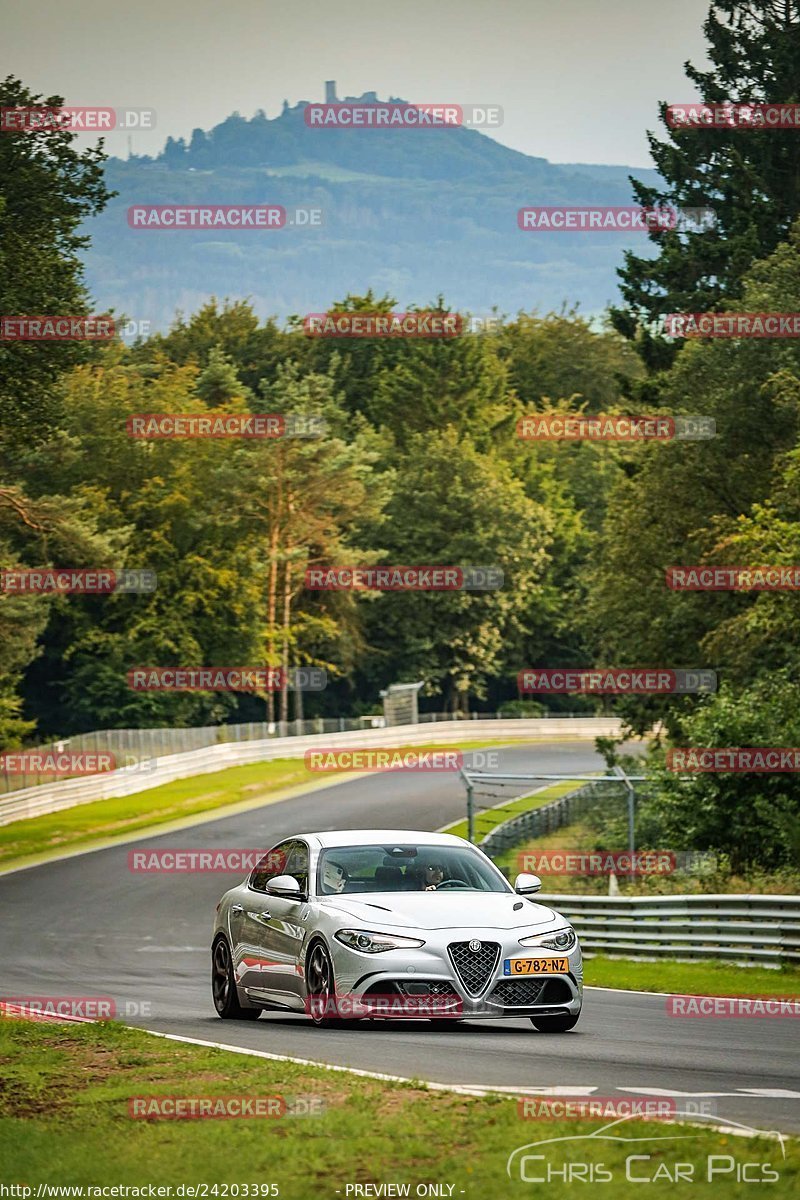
[540,893,800,967]
[480,786,799,966]
[0,718,621,826]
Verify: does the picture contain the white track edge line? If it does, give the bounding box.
[138,1028,790,1141]
[141,1028,495,1095]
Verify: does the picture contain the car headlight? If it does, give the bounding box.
[518,927,577,952]
[334,929,426,953]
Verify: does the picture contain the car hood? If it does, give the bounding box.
[317,891,560,931]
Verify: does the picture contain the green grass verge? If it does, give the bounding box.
[0,1020,796,1198]
[442,779,581,842]
[0,739,526,871]
[584,954,800,997]
[499,817,800,896]
[0,758,316,869]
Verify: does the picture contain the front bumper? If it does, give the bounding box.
[329,932,583,1019]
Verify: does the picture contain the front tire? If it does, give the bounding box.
[530,1011,580,1032]
[306,940,345,1027]
[212,936,261,1020]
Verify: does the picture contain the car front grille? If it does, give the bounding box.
[448,940,501,995]
[489,978,573,1007]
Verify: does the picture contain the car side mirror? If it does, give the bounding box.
[266,875,304,899]
[514,872,542,895]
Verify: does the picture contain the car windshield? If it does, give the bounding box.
[316,843,511,895]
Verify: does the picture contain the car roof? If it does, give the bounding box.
[291,829,469,849]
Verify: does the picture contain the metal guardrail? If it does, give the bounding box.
[541,893,800,967]
[0,718,623,826]
[478,785,800,967]
[0,711,601,795]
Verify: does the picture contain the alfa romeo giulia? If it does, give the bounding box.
[211,828,582,1030]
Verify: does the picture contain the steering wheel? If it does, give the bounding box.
[435,878,470,890]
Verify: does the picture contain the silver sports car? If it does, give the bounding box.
[212,828,582,1031]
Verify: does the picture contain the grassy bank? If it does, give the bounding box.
[0,739,527,871]
[494,817,800,895]
[584,955,800,997]
[441,779,580,841]
[0,1020,796,1198]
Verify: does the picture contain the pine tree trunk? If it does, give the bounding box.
[279,562,291,724]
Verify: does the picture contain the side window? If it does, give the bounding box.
[250,841,292,892]
[285,841,309,894]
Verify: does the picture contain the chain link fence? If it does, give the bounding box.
[479,781,613,857]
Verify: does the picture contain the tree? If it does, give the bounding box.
[642,676,800,872]
[612,2,800,361]
[588,222,800,737]
[225,363,389,724]
[360,428,555,711]
[195,346,248,407]
[19,352,265,733]
[0,76,113,742]
[0,76,112,453]
[137,298,295,393]
[496,310,642,413]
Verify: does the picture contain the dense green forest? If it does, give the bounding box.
[2,2,800,871]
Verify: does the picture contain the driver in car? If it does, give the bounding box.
[422,861,445,891]
[322,860,349,894]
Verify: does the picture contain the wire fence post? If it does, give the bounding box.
[467,781,475,843]
[614,764,636,879]
[460,767,476,843]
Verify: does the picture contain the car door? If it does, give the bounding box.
[233,839,294,1003]
[239,840,310,1008]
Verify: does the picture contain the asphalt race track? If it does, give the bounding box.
[1,742,798,1135]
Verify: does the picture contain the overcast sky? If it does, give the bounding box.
[5,0,711,166]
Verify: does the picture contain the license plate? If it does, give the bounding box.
[503,956,570,976]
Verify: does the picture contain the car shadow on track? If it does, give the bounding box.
[193,1015,582,1036]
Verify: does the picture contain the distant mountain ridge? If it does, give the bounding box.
[83,83,662,328]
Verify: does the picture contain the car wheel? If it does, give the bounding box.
[306,940,344,1027]
[212,936,261,1019]
[530,1011,580,1032]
